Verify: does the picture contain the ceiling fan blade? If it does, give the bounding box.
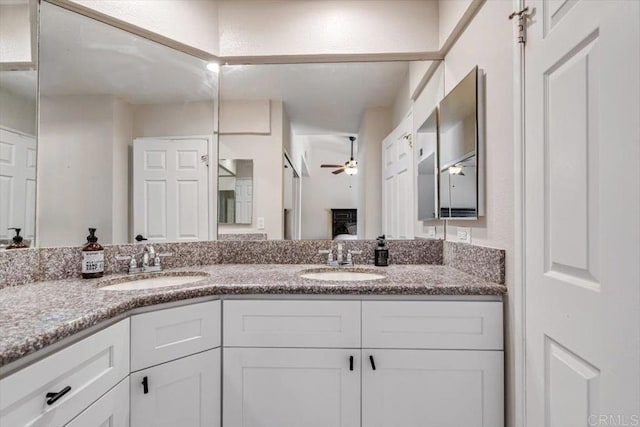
[321,164,343,168]
[332,168,345,175]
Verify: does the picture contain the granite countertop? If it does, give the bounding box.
[0,264,506,368]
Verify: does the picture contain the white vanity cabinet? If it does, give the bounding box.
[223,300,362,427]
[0,319,130,427]
[361,301,504,427]
[223,299,504,427]
[129,300,221,427]
[224,347,360,427]
[65,377,130,427]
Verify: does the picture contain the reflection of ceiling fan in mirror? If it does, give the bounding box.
[321,136,358,175]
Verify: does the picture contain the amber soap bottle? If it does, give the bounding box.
[82,228,104,279]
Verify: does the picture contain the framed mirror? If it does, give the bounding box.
[219,61,442,241]
[0,0,38,249]
[416,107,439,220]
[36,2,218,247]
[218,159,253,225]
[438,66,484,219]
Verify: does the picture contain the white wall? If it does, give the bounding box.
[218,0,439,57]
[441,1,515,425]
[38,95,116,246]
[357,107,391,239]
[218,100,284,239]
[302,135,357,240]
[0,86,36,135]
[67,0,220,56]
[0,3,32,63]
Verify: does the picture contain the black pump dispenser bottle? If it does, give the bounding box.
[375,235,389,266]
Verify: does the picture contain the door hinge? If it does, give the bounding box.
[509,6,531,45]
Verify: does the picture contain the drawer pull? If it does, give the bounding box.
[349,355,354,371]
[369,355,376,370]
[46,386,71,405]
[142,376,149,394]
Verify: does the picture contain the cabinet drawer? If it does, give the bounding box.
[223,300,361,348]
[131,300,220,372]
[362,301,503,350]
[65,377,129,427]
[0,319,130,427]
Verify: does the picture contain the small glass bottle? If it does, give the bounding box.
[375,235,389,266]
[82,228,104,279]
[6,228,29,249]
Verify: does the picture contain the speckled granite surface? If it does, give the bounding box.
[0,264,505,367]
[0,239,442,287]
[443,241,506,284]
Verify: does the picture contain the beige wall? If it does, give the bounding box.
[0,3,32,63]
[438,0,474,48]
[218,100,285,239]
[133,101,215,138]
[67,0,219,56]
[218,0,439,57]
[357,107,391,239]
[0,86,36,135]
[442,2,516,426]
[38,95,116,246]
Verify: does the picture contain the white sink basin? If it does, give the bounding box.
[300,270,386,282]
[99,274,207,291]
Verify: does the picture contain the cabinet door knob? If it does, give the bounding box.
[369,355,376,370]
[45,385,71,405]
[142,376,149,394]
[349,355,354,371]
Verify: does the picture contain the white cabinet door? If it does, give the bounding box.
[65,378,129,427]
[130,349,220,427]
[362,349,503,427]
[224,347,360,427]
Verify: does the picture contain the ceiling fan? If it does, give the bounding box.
[321,136,358,175]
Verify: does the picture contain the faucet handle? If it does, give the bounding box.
[318,249,334,264]
[115,255,132,262]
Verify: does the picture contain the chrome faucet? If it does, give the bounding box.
[318,245,362,267]
[116,244,172,274]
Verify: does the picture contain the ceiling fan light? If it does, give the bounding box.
[345,167,358,175]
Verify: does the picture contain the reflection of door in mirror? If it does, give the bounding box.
[283,154,301,240]
[133,138,209,242]
[0,128,36,245]
[217,159,253,227]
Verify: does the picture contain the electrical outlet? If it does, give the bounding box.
[426,226,436,238]
[257,217,265,230]
[457,227,471,244]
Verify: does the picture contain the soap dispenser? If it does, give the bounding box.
[6,228,28,249]
[375,235,389,266]
[82,228,104,279]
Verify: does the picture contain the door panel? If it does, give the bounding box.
[525,1,640,425]
[362,349,503,427]
[130,349,220,427]
[223,347,360,427]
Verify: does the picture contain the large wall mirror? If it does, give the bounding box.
[438,66,484,219]
[219,61,440,241]
[36,2,218,247]
[0,0,38,248]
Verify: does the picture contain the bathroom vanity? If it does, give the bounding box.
[0,264,505,427]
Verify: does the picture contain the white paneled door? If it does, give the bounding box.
[133,138,208,242]
[524,1,640,426]
[0,128,36,243]
[382,113,414,239]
